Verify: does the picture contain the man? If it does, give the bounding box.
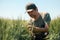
[25,3,51,40]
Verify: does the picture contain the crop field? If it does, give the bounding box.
[0,17,60,40]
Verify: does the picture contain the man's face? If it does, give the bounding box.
[27,9,37,18]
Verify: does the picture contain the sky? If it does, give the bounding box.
[0,0,60,20]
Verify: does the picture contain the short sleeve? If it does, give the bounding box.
[44,13,51,25]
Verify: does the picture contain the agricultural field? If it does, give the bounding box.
[0,17,60,40]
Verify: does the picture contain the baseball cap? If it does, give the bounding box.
[26,3,37,12]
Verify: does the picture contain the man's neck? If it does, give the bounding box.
[34,12,40,21]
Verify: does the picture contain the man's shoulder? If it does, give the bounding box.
[39,12,51,25]
[39,12,49,18]
[40,12,49,16]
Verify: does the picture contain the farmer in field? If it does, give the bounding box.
[25,3,51,40]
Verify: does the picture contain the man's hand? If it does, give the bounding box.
[27,25,41,33]
[27,25,33,31]
[27,24,49,34]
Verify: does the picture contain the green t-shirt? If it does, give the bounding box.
[33,15,45,28]
[30,15,48,38]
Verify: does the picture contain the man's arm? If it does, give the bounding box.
[33,23,49,33]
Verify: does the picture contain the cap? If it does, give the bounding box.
[26,3,37,12]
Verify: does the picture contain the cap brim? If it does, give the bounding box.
[26,9,33,12]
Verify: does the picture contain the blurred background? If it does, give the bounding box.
[0,0,60,20]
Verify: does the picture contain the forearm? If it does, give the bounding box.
[33,24,49,33]
[33,27,48,32]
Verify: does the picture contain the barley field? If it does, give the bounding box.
[0,17,60,40]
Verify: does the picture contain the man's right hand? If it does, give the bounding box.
[27,25,33,31]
